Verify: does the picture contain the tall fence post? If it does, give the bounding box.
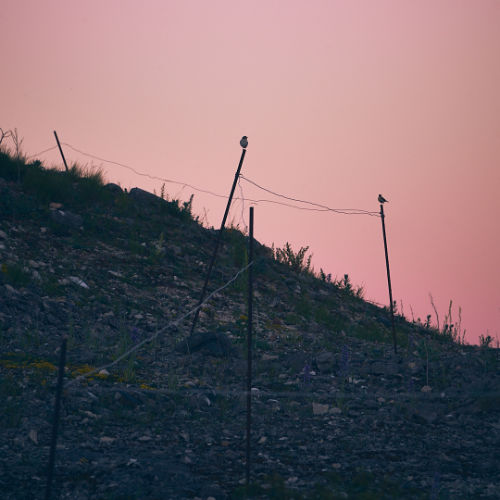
[380,203,397,354]
[246,206,254,487]
[44,336,67,500]
[189,140,248,338]
[53,131,69,172]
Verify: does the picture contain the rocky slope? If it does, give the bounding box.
[0,157,499,499]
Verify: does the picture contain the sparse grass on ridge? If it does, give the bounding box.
[0,148,107,205]
[1,131,499,499]
[0,146,196,222]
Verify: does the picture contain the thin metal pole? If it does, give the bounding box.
[380,204,397,354]
[44,336,67,500]
[189,147,247,337]
[53,131,69,172]
[246,207,254,487]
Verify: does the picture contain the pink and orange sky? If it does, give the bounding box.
[2,0,499,344]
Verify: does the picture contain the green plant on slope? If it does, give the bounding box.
[332,273,365,299]
[273,242,313,274]
[149,231,166,263]
[479,334,493,348]
[428,295,466,345]
[160,192,195,221]
[1,262,31,287]
[116,329,136,383]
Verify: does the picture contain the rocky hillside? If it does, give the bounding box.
[0,151,499,499]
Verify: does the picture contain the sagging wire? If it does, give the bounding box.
[25,145,59,160]
[241,175,380,217]
[62,142,230,200]
[22,141,380,217]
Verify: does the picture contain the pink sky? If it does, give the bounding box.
[2,0,499,344]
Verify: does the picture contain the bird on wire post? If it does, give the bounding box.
[378,192,397,354]
[188,135,248,339]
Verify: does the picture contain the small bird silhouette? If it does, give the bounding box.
[240,136,248,149]
[378,194,388,203]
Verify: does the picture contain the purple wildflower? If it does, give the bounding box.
[130,327,140,344]
[338,345,350,378]
[407,377,415,393]
[303,362,311,385]
[430,471,440,500]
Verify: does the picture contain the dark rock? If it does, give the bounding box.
[50,209,83,228]
[176,332,233,357]
[284,351,309,372]
[315,351,336,373]
[129,187,164,207]
[103,183,123,195]
[411,405,439,425]
[113,390,144,408]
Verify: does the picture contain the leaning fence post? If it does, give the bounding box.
[189,137,248,338]
[246,206,254,487]
[379,202,397,354]
[53,131,69,172]
[44,336,67,500]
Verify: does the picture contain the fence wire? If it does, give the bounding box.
[66,261,254,388]
[240,175,381,217]
[26,145,59,159]
[21,138,381,218]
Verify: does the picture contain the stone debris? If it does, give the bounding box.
[312,402,329,415]
[68,276,89,289]
[28,429,38,444]
[0,175,498,499]
[99,437,115,445]
[50,209,83,229]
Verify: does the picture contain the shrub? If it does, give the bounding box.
[160,193,195,221]
[273,242,313,274]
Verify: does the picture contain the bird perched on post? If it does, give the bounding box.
[378,194,388,204]
[240,136,248,149]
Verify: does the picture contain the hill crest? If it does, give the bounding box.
[0,149,498,499]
